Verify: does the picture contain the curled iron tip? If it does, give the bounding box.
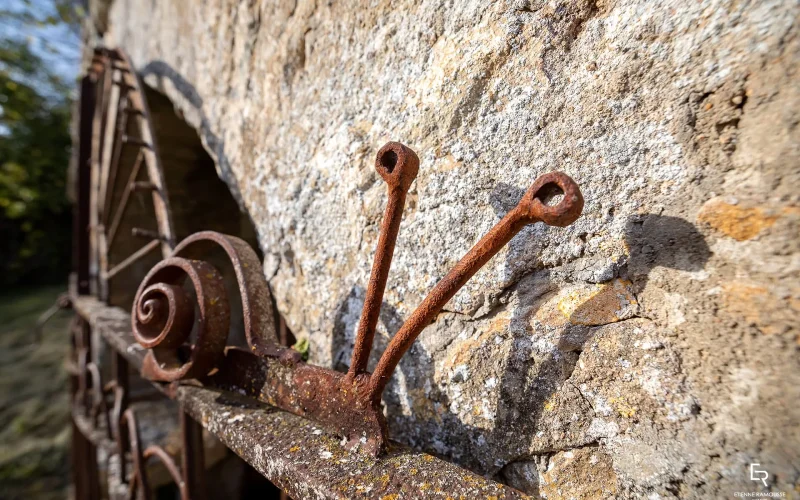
[375,142,419,191]
[522,171,584,227]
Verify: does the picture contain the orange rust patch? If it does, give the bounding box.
[696,198,797,241]
[721,281,799,335]
[539,448,618,499]
[534,279,638,327]
[444,312,510,369]
[407,387,443,423]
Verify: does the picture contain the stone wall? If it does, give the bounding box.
[97,0,799,497]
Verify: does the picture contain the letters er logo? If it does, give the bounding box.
[750,463,768,487]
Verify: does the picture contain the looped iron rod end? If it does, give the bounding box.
[348,142,419,378]
[367,170,584,400]
[521,172,584,227]
[375,142,419,191]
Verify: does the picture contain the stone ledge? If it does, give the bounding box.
[71,295,527,499]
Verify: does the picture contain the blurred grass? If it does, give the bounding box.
[0,285,71,499]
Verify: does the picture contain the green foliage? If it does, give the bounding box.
[0,36,72,286]
[292,336,310,361]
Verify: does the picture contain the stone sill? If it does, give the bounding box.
[71,295,527,499]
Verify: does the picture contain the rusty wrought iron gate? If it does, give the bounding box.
[61,46,583,499]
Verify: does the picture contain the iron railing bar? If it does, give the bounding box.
[102,91,130,227]
[107,148,144,246]
[180,408,206,500]
[116,52,176,255]
[103,239,160,280]
[98,68,122,225]
[88,56,112,296]
[143,446,189,500]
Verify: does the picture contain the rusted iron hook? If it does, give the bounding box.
[348,142,419,379]
[367,170,584,400]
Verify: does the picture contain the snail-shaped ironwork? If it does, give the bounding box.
[131,142,584,454]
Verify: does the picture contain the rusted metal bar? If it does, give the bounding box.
[85,362,113,438]
[98,68,123,224]
[121,134,151,148]
[71,295,528,499]
[122,408,151,500]
[88,54,109,297]
[131,228,167,241]
[71,315,103,500]
[368,171,583,399]
[180,408,206,500]
[32,293,71,344]
[70,320,89,500]
[107,149,144,245]
[348,142,418,377]
[110,384,129,481]
[144,445,189,500]
[103,238,160,280]
[112,353,129,408]
[75,74,95,294]
[116,49,176,255]
[102,91,130,226]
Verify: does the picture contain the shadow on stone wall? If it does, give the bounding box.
[623,212,712,294]
[364,182,712,492]
[138,61,246,208]
[127,61,716,488]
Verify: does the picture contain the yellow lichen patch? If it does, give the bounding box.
[536,279,637,327]
[560,279,637,325]
[289,446,300,453]
[348,120,373,136]
[720,281,799,335]
[487,312,511,334]
[696,198,793,241]
[381,495,399,500]
[444,311,510,370]
[407,388,442,423]
[435,153,464,172]
[539,448,618,500]
[608,397,637,418]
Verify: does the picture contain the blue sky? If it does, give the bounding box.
[0,0,81,85]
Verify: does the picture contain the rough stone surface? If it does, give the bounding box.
[98,0,799,497]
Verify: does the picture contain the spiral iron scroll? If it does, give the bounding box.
[132,231,279,382]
